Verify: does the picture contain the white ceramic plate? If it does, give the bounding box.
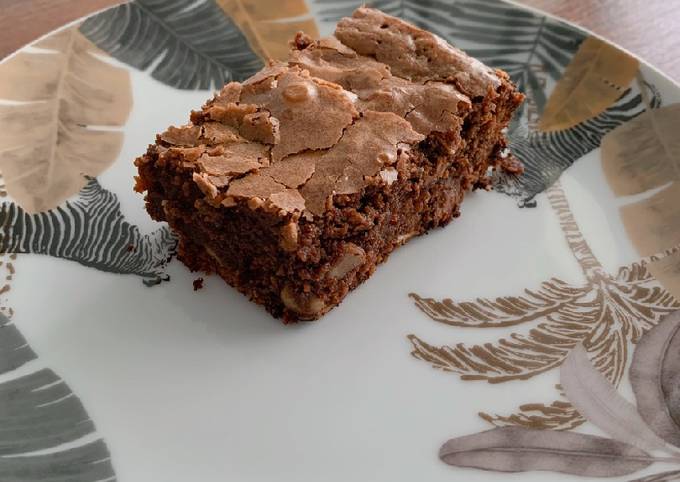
[1,1,680,481]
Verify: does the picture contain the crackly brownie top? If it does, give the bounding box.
[289,35,471,136]
[153,7,500,219]
[332,7,500,99]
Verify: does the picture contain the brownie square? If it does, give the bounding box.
[134,7,524,322]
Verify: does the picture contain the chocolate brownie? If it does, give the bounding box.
[134,7,524,322]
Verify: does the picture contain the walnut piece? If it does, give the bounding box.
[281,284,325,318]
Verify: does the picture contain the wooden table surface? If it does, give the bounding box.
[0,0,679,82]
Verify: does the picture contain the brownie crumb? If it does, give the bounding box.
[292,31,314,50]
[500,154,525,175]
[126,244,136,252]
[193,278,204,291]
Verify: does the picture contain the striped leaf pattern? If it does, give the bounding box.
[0,313,114,481]
[80,0,263,89]
[497,86,661,208]
[0,178,177,286]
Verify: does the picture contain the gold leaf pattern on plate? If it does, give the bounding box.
[0,27,132,213]
[218,0,319,61]
[539,37,639,132]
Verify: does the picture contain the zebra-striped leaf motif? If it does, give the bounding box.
[497,86,659,208]
[80,0,263,89]
[0,27,131,214]
[0,313,115,481]
[0,178,177,286]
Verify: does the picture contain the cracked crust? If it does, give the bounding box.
[146,62,433,219]
[289,32,472,136]
[334,7,500,99]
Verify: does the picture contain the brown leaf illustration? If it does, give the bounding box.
[0,27,132,213]
[601,103,680,197]
[439,427,654,477]
[630,311,680,447]
[407,307,590,384]
[539,37,639,132]
[479,399,585,431]
[409,278,588,328]
[561,344,669,452]
[218,0,319,61]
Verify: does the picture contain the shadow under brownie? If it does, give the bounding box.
[134,7,524,322]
